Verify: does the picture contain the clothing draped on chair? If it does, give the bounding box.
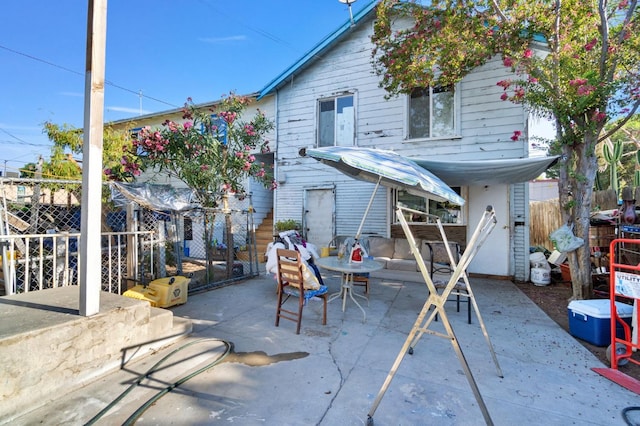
[274,248,328,334]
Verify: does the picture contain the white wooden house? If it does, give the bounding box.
[109,2,554,281]
[257,2,552,281]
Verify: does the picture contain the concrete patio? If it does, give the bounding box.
[7,268,640,425]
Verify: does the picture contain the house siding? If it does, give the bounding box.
[273,13,529,277]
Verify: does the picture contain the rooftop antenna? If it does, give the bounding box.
[339,0,358,26]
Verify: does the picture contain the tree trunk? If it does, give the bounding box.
[562,132,599,300]
[204,210,216,283]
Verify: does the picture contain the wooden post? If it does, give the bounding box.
[80,0,107,316]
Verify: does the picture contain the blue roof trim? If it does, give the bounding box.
[257,0,379,100]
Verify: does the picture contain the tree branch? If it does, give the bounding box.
[599,99,640,142]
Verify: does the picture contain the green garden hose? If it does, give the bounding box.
[84,337,233,426]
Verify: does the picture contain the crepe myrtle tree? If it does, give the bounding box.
[118,93,276,279]
[372,0,639,300]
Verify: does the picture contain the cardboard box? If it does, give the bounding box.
[548,250,567,266]
[567,299,633,346]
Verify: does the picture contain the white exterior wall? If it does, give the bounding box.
[273,16,529,277]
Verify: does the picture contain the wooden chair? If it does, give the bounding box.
[275,248,328,334]
[352,274,370,295]
[425,241,471,324]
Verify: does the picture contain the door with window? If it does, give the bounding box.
[303,187,335,248]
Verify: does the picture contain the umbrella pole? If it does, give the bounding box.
[354,177,381,240]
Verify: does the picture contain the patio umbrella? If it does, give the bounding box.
[305,146,465,238]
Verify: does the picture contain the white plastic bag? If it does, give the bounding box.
[549,224,584,253]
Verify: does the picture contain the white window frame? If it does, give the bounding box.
[393,186,466,225]
[406,84,459,140]
[317,93,356,147]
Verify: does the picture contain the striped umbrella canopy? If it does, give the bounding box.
[306,146,465,205]
[305,146,465,238]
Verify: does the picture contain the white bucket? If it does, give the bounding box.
[531,267,551,286]
[529,252,546,265]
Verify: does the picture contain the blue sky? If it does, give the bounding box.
[0,0,374,174]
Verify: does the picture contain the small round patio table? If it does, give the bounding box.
[314,256,383,322]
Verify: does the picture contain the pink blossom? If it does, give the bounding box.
[511,130,522,141]
[248,155,255,162]
[591,110,606,122]
[243,161,251,171]
[584,38,598,51]
[256,168,266,178]
[183,121,193,130]
[514,87,525,99]
[569,78,588,86]
[235,152,244,158]
[577,85,595,96]
[500,92,508,101]
[244,124,256,136]
[496,80,511,89]
[528,76,538,84]
[200,165,209,171]
[503,57,513,67]
[523,49,533,59]
[219,111,237,125]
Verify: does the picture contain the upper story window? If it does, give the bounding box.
[203,114,228,144]
[408,85,455,139]
[318,94,354,147]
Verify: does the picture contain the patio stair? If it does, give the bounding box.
[255,210,273,262]
[0,286,192,422]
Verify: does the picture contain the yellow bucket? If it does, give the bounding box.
[320,247,330,257]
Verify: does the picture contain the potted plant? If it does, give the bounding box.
[275,219,300,233]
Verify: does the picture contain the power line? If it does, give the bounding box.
[0,44,179,109]
[0,139,51,147]
[0,128,53,147]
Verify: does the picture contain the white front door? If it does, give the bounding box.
[304,187,335,248]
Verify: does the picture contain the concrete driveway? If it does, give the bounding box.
[13,269,639,425]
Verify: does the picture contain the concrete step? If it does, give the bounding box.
[0,286,192,423]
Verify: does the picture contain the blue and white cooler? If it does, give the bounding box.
[567,299,633,346]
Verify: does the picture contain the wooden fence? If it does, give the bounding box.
[529,190,618,251]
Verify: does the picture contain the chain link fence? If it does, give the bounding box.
[0,178,260,296]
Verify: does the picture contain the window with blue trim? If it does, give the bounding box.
[203,115,228,145]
